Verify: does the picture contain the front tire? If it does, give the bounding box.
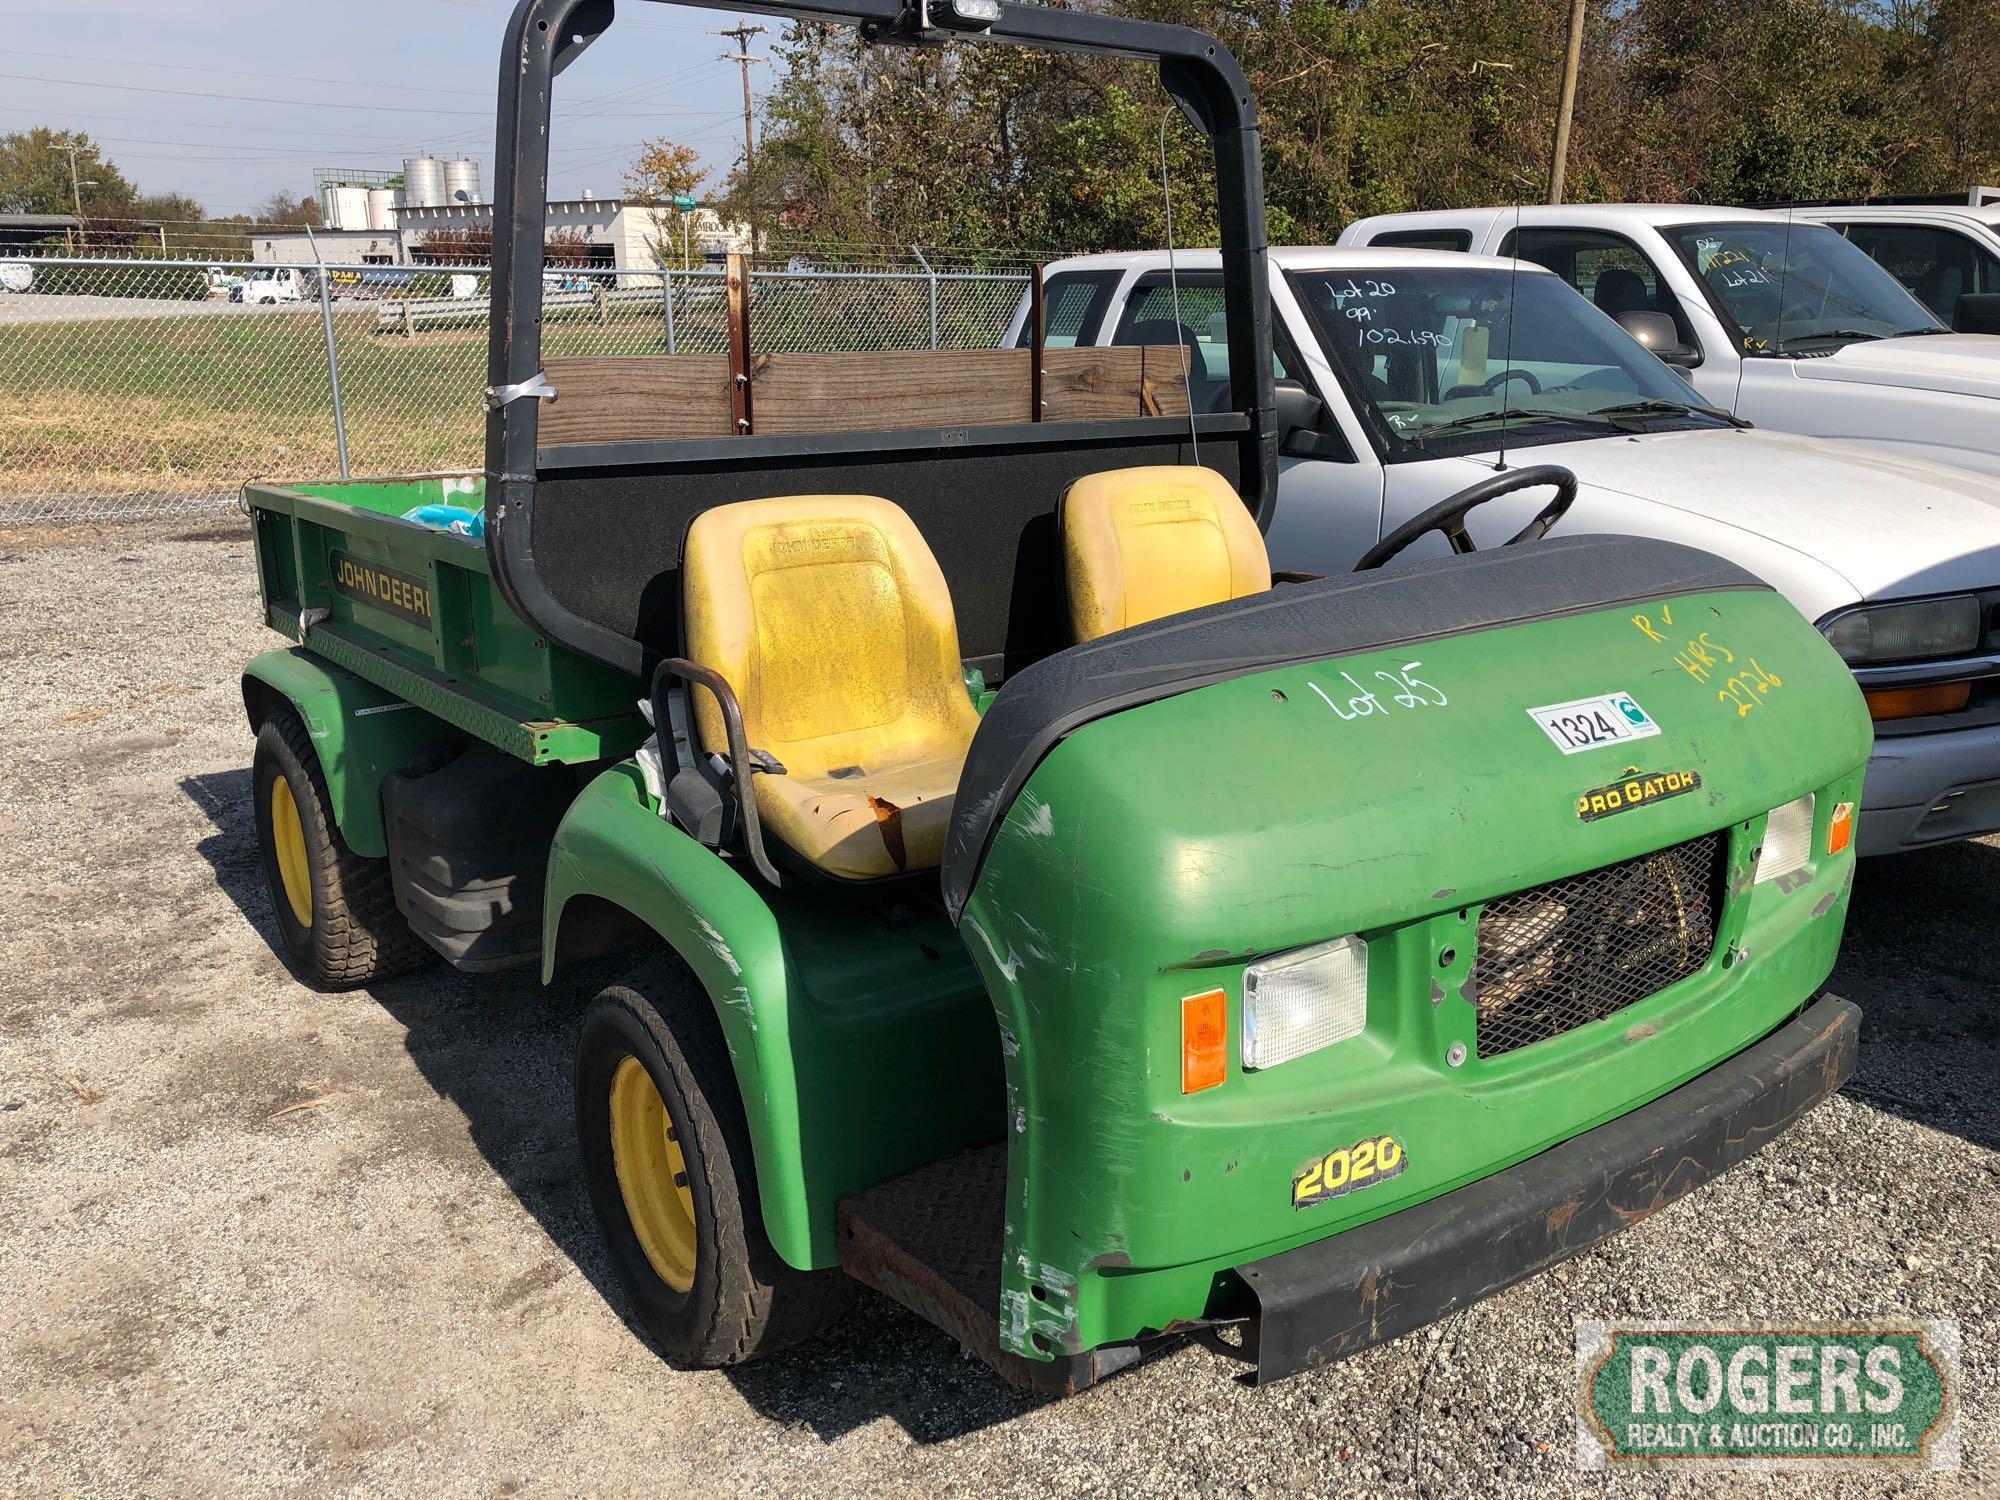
[252,707,430,989]
[576,962,853,1365]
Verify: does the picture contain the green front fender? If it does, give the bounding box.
[541,764,810,1262]
[543,763,1002,1272]
[242,647,451,857]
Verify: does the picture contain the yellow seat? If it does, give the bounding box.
[681,495,981,881]
[1061,466,1271,642]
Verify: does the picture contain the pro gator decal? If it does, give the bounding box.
[1576,768,1702,822]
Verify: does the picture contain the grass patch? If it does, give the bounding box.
[0,279,1024,496]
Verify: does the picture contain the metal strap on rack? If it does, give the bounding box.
[484,371,559,410]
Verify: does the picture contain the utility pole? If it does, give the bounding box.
[718,23,766,177]
[1548,0,1588,204]
[64,140,97,246]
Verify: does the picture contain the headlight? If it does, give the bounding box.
[1242,934,1368,1071]
[1755,794,1815,884]
[1821,596,1981,663]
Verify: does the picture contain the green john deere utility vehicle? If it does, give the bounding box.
[239,0,1871,1390]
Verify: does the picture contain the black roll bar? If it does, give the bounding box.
[483,0,1277,677]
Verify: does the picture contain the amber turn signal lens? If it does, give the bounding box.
[1828,801,1855,856]
[1864,681,1971,722]
[1181,988,1228,1094]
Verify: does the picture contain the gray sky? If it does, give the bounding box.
[0,0,768,217]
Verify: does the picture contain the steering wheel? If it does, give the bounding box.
[1442,367,1544,402]
[1352,464,1579,572]
[1480,367,1541,396]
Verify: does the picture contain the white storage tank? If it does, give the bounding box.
[444,157,481,206]
[325,184,370,230]
[403,155,446,209]
[366,187,398,231]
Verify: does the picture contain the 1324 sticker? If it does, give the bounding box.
[1293,1133,1408,1209]
[1529,692,1661,754]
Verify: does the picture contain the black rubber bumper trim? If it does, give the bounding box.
[1237,993,1861,1386]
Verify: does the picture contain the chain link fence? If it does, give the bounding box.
[0,253,1032,525]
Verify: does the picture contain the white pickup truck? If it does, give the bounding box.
[1005,246,2000,854]
[1336,204,2000,478]
[1782,194,2000,332]
[232,267,308,305]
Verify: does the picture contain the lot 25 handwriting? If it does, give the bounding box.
[1308,662,1448,722]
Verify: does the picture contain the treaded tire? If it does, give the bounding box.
[252,707,431,990]
[577,961,855,1366]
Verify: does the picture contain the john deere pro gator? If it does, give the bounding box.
[238,0,1870,1389]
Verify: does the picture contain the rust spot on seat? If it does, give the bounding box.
[869,795,907,870]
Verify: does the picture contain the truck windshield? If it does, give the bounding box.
[1662,220,1943,354]
[1291,265,1721,458]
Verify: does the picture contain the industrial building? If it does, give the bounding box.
[246,156,754,270]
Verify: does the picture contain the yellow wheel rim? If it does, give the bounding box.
[270,777,313,929]
[609,1057,698,1293]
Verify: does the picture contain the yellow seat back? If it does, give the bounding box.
[681,495,980,879]
[1061,466,1271,642]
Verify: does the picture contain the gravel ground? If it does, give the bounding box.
[0,516,1992,1498]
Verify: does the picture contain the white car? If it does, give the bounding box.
[1336,203,2000,478]
[1783,194,2000,332]
[1006,246,2000,854]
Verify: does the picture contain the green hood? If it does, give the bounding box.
[957,558,1870,1362]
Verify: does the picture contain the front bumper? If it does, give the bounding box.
[1235,993,1859,1385]
[1858,718,2000,853]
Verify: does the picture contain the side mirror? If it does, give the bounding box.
[1273,378,1323,437]
[1273,378,1350,460]
[1952,292,2000,335]
[1616,309,1700,368]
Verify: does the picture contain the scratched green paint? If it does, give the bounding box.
[960,586,1870,1359]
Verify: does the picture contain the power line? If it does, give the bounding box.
[99,133,724,166]
[5,48,498,97]
[415,0,719,29]
[0,105,457,145]
[0,71,726,118]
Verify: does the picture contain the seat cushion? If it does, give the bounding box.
[755,751,965,881]
[1062,465,1271,642]
[682,494,981,878]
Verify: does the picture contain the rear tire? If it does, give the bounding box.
[576,961,854,1365]
[252,707,431,990]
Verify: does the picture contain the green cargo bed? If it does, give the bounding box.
[246,473,646,766]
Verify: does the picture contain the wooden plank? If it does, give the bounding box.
[537,341,1183,445]
[537,356,734,445]
[1141,343,1193,417]
[750,349,1033,434]
[1040,345,1189,420]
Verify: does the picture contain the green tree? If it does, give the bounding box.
[0,127,136,215]
[256,190,321,227]
[134,191,208,223]
[623,138,712,267]
[623,138,710,205]
[729,0,2000,256]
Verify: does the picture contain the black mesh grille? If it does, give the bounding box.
[1471,832,1727,1059]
